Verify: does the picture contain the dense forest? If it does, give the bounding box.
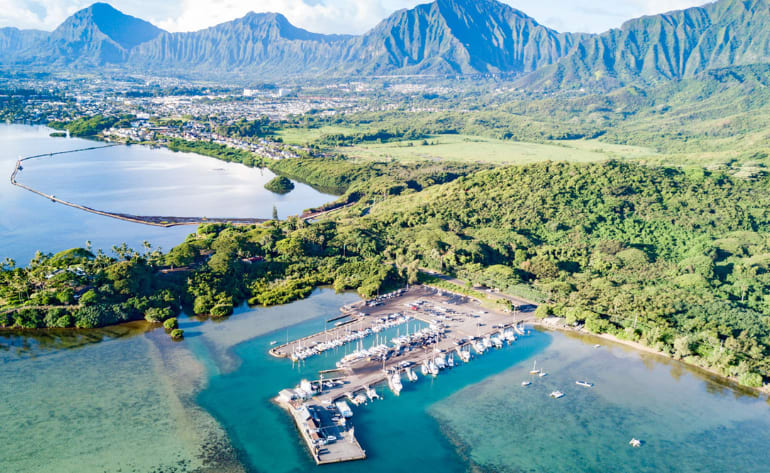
[329,161,770,388]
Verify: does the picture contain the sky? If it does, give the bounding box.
[0,0,710,35]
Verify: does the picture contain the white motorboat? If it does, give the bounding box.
[550,391,565,399]
[576,380,594,388]
[388,372,403,396]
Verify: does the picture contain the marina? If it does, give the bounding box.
[272,285,530,464]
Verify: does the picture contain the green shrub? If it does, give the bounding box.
[210,303,234,318]
[163,318,178,330]
[170,329,184,340]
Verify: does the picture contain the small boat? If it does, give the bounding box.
[389,372,403,396]
[406,367,418,382]
[269,340,278,346]
[428,360,439,376]
[434,354,447,370]
[593,344,601,349]
[576,380,594,388]
[550,391,565,399]
[521,381,531,387]
[529,360,540,375]
[629,438,642,448]
[421,361,430,376]
[447,354,455,368]
[538,371,548,378]
[365,385,380,401]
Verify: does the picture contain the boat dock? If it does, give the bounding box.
[277,396,367,465]
[275,285,534,464]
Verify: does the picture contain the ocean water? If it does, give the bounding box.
[2,289,770,473]
[0,124,335,264]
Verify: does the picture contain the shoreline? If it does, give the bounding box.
[531,317,770,398]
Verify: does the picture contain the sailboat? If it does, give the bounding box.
[529,360,541,375]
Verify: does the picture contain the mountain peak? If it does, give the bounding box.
[64,2,164,50]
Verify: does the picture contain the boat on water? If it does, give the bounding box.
[529,360,541,375]
[365,386,380,401]
[594,344,601,349]
[346,391,364,406]
[490,335,503,348]
[421,361,430,376]
[447,354,455,368]
[503,328,516,342]
[576,380,594,388]
[434,353,447,370]
[521,381,531,387]
[406,367,418,382]
[514,324,526,336]
[269,340,278,346]
[473,339,486,355]
[550,391,565,399]
[456,346,471,362]
[428,360,439,376]
[483,337,493,349]
[389,372,403,396]
[538,370,548,378]
[629,438,642,448]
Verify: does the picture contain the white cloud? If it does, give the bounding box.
[0,0,713,35]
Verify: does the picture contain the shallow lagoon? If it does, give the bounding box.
[0,124,335,263]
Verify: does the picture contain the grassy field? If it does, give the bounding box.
[336,134,658,164]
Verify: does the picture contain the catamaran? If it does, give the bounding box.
[550,390,565,399]
[365,385,380,401]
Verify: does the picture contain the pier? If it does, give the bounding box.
[274,285,536,464]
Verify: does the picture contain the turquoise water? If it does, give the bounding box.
[2,289,770,472]
[0,124,335,263]
[195,306,770,473]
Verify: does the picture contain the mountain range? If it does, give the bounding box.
[2,0,770,88]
